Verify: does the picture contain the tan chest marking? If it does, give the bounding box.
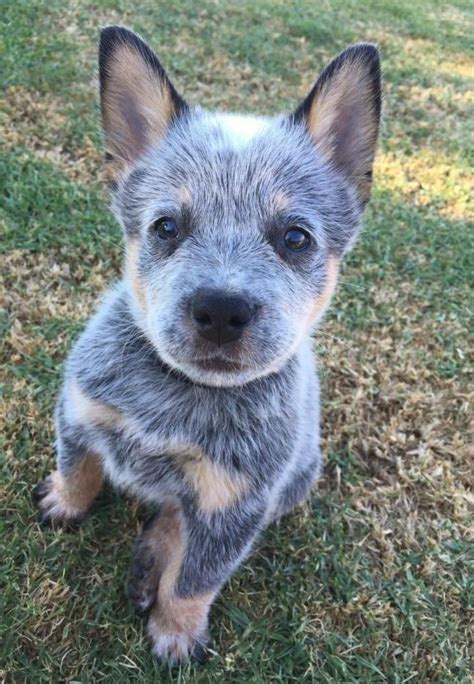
[69,385,250,511]
[183,457,250,512]
[166,443,250,513]
[68,380,132,431]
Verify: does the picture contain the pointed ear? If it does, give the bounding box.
[294,43,381,206]
[99,25,187,186]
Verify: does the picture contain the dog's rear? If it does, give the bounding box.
[34,26,381,665]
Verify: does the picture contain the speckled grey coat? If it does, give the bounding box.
[35,25,381,665]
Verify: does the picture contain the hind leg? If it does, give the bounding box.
[273,457,321,521]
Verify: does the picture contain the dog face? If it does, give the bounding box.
[99,27,381,387]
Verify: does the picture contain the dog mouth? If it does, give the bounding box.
[193,357,245,373]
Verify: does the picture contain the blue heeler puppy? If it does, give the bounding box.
[34,26,381,665]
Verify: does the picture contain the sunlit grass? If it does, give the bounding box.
[1,0,472,681]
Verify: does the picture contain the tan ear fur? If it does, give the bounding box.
[99,26,186,185]
[296,44,381,205]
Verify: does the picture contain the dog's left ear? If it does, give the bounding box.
[99,25,187,186]
[294,43,381,207]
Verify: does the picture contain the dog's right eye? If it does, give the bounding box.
[151,217,179,240]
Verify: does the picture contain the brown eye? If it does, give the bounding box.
[284,227,311,251]
[151,217,179,239]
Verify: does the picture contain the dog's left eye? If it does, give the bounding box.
[284,227,311,251]
[151,217,179,240]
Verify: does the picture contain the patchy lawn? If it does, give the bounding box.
[1,1,472,681]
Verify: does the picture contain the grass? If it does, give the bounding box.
[1,0,473,681]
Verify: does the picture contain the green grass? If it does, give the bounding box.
[1,1,473,681]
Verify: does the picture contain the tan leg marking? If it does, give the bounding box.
[36,454,103,522]
[144,502,215,664]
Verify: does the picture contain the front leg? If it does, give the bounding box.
[34,383,105,526]
[33,431,103,527]
[129,497,265,665]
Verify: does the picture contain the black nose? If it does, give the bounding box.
[191,290,254,346]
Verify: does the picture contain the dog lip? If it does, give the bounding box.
[193,357,245,372]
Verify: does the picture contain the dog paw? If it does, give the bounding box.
[33,472,87,528]
[127,537,160,615]
[147,616,208,666]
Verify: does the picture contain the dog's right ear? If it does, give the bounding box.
[99,25,187,187]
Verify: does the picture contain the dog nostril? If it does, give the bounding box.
[228,314,248,328]
[194,311,212,327]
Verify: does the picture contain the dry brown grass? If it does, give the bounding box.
[2,0,472,681]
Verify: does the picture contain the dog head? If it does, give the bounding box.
[99,26,381,387]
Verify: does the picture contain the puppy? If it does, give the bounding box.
[34,26,381,665]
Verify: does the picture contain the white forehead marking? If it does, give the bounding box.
[203,112,272,150]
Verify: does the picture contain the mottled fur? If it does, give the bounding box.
[35,25,381,665]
